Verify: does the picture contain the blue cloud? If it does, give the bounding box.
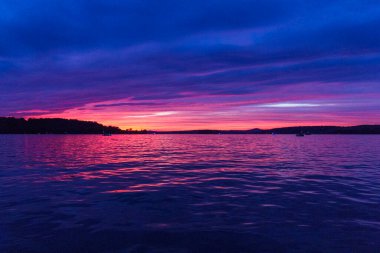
[0,0,380,123]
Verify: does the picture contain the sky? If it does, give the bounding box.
[1,0,380,130]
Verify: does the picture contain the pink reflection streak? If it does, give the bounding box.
[103,181,189,194]
[22,134,373,196]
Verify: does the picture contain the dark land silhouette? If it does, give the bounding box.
[0,117,148,134]
[161,125,380,134]
[1,117,380,134]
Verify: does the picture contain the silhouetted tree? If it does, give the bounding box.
[0,117,123,134]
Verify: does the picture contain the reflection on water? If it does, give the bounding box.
[0,135,379,252]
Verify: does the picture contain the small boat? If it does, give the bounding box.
[296,133,304,137]
[103,131,112,136]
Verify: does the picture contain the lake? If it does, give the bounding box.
[0,135,379,252]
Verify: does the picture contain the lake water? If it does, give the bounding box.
[0,135,379,253]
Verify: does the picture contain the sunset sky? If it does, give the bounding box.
[1,0,380,130]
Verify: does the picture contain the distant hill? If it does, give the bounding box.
[157,125,380,134]
[259,125,380,134]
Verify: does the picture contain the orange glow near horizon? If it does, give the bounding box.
[25,103,378,131]
[18,91,380,131]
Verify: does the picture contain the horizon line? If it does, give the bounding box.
[2,116,379,132]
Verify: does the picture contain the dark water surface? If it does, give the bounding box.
[0,135,379,253]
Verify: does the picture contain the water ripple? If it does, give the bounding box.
[0,135,380,252]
